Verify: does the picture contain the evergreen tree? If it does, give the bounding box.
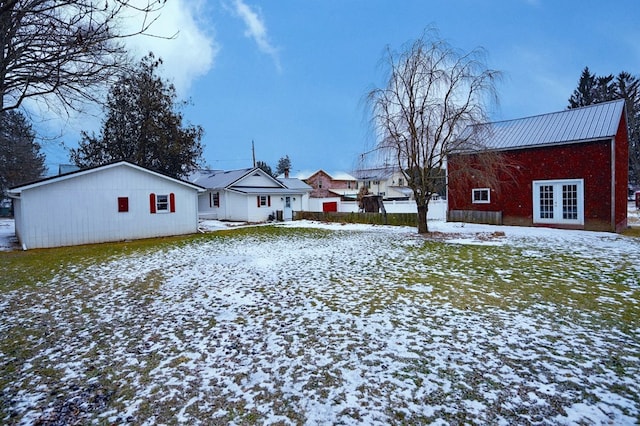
[568,67,640,183]
[616,72,640,183]
[0,110,46,197]
[275,155,292,176]
[256,160,274,177]
[70,53,204,178]
[568,67,597,108]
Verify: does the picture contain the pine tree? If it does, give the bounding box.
[0,110,46,197]
[256,160,274,177]
[275,155,292,176]
[70,53,204,178]
[616,72,640,183]
[568,67,597,108]
[568,67,640,183]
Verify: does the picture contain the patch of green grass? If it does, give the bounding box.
[1,224,639,424]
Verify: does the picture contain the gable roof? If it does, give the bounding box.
[351,166,399,180]
[278,178,313,191]
[192,167,311,194]
[472,99,626,151]
[9,161,205,195]
[299,170,356,181]
[192,168,255,189]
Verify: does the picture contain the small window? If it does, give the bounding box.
[318,180,323,189]
[472,188,490,204]
[398,178,404,186]
[210,192,220,207]
[118,197,129,212]
[157,194,169,211]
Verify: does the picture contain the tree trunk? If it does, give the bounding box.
[417,203,429,233]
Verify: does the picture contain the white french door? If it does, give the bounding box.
[533,179,584,225]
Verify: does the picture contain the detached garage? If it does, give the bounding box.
[8,161,204,249]
[447,99,629,232]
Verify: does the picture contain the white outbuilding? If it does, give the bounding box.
[8,161,205,249]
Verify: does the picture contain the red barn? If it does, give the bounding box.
[447,99,629,232]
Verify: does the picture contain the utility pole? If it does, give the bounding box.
[252,140,256,167]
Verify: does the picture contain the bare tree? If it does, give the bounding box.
[0,0,168,114]
[367,29,503,233]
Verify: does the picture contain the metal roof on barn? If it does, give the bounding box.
[471,99,626,151]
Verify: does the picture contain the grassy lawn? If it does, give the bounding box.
[1,224,639,425]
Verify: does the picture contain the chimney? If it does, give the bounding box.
[284,168,290,179]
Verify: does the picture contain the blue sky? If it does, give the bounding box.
[39,0,640,177]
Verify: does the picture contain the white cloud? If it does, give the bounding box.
[232,0,281,71]
[123,0,219,95]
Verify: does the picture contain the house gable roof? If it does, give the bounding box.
[9,161,205,195]
[471,99,626,151]
[192,168,255,189]
[351,166,398,180]
[301,170,356,182]
[193,167,311,194]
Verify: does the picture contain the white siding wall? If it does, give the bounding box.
[241,173,279,187]
[247,194,274,222]
[224,192,249,221]
[17,165,199,249]
[198,189,310,222]
[198,190,224,220]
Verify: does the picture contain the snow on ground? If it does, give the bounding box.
[0,218,16,251]
[1,211,640,424]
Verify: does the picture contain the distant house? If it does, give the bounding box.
[351,166,414,200]
[303,170,358,200]
[192,167,312,222]
[8,161,205,249]
[447,99,629,232]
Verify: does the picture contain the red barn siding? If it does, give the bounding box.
[448,138,622,231]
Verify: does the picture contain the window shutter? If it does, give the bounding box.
[170,193,176,212]
[150,193,156,214]
[268,195,271,207]
[118,197,129,212]
[257,196,260,207]
[209,192,212,208]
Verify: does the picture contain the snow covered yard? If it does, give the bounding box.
[1,220,639,425]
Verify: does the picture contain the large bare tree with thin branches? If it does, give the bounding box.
[367,29,505,233]
[0,0,168,114]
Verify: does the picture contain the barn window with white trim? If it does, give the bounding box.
[472,188,490,204]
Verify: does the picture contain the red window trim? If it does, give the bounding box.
[257,195,271,208]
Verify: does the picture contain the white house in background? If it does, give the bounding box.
[351,166,414,200]
[192,167,312,222]
[8,161,205,250]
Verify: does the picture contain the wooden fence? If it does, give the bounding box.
[294,211,418,227]
[447,210,503,225]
